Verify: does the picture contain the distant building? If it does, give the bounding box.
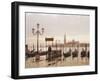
[64,33,66,45]
[65,40,79,47]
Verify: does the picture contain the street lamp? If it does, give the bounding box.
[32,23,44,61]
[55,40,58,51]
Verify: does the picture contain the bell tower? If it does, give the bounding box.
[64,33,66,44]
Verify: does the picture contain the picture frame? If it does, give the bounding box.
[11,1,98,79]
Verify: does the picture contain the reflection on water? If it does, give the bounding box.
[25,47,89,68]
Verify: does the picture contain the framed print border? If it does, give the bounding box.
[11,1,98,79]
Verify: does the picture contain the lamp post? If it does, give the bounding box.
[32,23,44,61]
[55,40,58,51]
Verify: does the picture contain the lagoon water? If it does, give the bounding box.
[25,46,89,68]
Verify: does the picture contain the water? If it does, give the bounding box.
[25,46,89,68]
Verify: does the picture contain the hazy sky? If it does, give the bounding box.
[25,12,90,49]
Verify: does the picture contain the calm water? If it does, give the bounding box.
[25,46,89,68]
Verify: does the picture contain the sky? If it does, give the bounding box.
[25,12,90,50]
